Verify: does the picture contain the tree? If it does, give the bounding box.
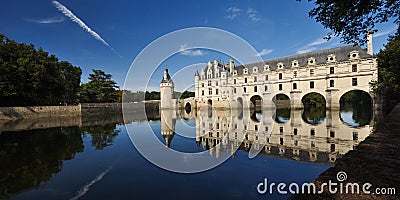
[79,69,120,103]
[0,33,82,106]
[370,27,400,113]
[297,0,400,45]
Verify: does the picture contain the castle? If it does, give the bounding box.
[192,33,377,110]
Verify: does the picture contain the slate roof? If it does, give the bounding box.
[234,45,373,75]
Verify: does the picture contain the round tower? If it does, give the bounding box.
[160,68,174,109]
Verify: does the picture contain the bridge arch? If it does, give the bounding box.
[272,94,290,107]
[250,95,262,109]
[339,90,373,127]
[301,92,326,108]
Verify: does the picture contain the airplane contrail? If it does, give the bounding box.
[52,1,122,57]
[69,166,112,200]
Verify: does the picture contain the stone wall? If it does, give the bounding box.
[0,105,81,120]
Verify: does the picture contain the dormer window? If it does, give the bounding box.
[264,65,270,72]
[253,67,258,73]
[349,50,360,60]
[308,57,316,65]
[233,70,237,75]
[327,54,336,62]
[292,60,299,67]
[244,68,248,74]
[277,62,284,69]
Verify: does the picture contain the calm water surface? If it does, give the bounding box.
[0,104,374,200]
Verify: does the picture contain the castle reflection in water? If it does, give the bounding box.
[160,106,373,165]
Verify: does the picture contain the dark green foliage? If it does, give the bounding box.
[173,90,195,99]
[145,91,160,100]
[0,127,84,199]
[302,92,326,108]
[371,27,400,113]
[79,69,120,103]
[0,34,82,106]
[297,0,400,45]
[81,123,119,150]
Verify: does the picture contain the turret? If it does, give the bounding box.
[160,68,174,109]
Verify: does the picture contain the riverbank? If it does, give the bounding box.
[0,102,159,120]
[291,104,400,199]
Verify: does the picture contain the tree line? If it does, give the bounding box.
[0,34,194,106]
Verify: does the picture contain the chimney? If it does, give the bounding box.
[229,59,234,74]
[367,30,373,55]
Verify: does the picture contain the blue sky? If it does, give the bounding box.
[0,0,397,91]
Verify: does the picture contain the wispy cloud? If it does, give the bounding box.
[373,26,397,38]
[225,7,242,20]
[52,1,122,57]
[179,44,205,56]
[26,16,65,24]
[296,37,330,54]
[247,8,260,22]
[255,49,273,57]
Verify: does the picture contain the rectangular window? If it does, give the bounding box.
[352,64,357,72]
[254,86,257,92]
[243,87,247,93]
[208,81,211,86]
[216,81,218,86]
[330,131,335,138]
[244,78,247,83]
[294,128,297,135]
[265,75,269,81]
[254,76,257,82]
[234,79,236,84]
[215,89,219,95]
[280,127,283,133]
[201,83,204,87]
[330,144,336,152]
[293,71,297,77]
[353,132,359,140]
[310,81,314,89]
[233,88,236,93]
[279,73,283,80]
[310,129,315,136]
[293,83,297,90]
[330,67,334,74]
[279,84,283,91]
[201,90,204,96]
[330,80,335,87]
[352,78,358,86]
[310,69,314,76]
[264,85,268,91]
[208,88,212,95]
[255,125,258,131]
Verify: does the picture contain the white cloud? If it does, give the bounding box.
[255,49,273,57]
[225,7,242,20]
[247,8,260,22]
[179,44,205,56]
[52,1,121,57]
[26,16,65,24]
[373,26,397,38]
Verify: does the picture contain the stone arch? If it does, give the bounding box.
[339,89,373,127]
[301,92,326,107]
[185,102,191,114]
[250,95,262,109]
[207,99,212,106]
[272,94,290,107]
[237,97,243,109]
